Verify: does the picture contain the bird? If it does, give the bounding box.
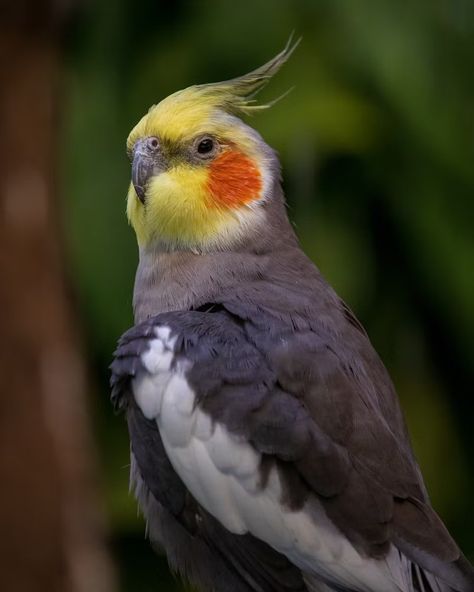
[110,40,474,592]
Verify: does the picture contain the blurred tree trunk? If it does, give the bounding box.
[0,3,116,592]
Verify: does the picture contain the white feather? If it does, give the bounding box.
[133,329,411,592]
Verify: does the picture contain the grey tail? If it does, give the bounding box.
[303,554,474,592]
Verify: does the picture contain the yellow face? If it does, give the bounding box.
[126,88,270,249]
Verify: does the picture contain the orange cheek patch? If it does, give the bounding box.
[207,150,262,209]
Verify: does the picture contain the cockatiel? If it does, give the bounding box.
[110,41,474,592]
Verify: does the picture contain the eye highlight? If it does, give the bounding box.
[194,135,219,160]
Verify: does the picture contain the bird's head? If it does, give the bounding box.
[126,40,298,251]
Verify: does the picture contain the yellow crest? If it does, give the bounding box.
[186,36,300,116]
[127,37,300,150]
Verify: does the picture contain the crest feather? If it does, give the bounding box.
[194,36,300,116]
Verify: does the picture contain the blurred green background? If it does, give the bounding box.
[60,0,473,589]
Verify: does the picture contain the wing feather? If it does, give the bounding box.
[111,307,473,592]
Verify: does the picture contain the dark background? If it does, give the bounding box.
[11,0,474,590]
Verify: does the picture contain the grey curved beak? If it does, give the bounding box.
[131,137,167,203]
[132,151,154,204]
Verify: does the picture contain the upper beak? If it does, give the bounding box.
[132,149,154,204]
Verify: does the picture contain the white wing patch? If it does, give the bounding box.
[132,327,408,592]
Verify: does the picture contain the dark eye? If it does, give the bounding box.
[197,137,214,155]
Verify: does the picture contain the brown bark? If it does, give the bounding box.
[0,5,116,592]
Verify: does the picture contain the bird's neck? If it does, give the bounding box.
[132,192,304,323]
[132,248,266,322]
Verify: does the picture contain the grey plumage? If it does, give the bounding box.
[112,107,473,590]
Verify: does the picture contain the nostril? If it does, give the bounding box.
[147,137,159,151]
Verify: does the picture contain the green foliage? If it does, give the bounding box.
[61,1,474,589]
